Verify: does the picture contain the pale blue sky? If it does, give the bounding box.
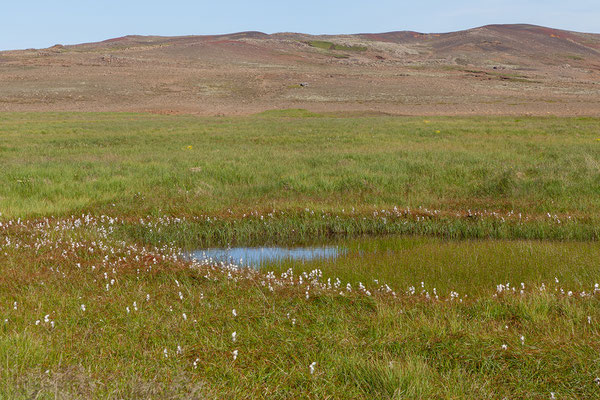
[2,0,599,51]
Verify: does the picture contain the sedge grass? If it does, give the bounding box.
[267,235,600,296]
[0,232,597,399]
[1,112,600,226]
[1,218,600,398]
[2,112,600,398]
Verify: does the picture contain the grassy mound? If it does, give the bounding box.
[307,40,367,52]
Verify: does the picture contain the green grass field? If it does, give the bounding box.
[2,111,599,219]
[307,40,367,52]
[1,112,600,398]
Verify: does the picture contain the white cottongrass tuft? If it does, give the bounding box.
[232,331,237,342]
[501,344,508,350]
[232,309,237,317]
[309,361,317,374]
[80,304,86,312]
[232,350,238,361]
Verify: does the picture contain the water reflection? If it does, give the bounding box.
[188,246,343,267]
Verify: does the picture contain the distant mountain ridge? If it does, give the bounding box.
[56,24,599,54]
[46,24,600,70]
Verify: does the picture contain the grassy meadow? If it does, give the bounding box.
[1,111,600,398]
[1,111,600,221]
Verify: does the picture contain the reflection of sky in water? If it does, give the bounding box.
[189,246,343,267]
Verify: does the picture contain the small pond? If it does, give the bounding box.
[188,245,344,267]
[185,236,600,295]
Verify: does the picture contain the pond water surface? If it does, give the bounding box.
[188,245,344,267]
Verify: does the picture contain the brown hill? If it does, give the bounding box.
[0,24,599,115]
[362,24,600,56]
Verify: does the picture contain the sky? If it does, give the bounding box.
[2,0,599,51]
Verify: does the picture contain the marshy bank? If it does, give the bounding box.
[1,214,600,398]
[2,112,600,398]
[188,233,600,297]
[117,209,600,250]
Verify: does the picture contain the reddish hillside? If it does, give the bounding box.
[359,24,600,61]
[0,24,599,116]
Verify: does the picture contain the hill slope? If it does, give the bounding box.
[0,24,599,115]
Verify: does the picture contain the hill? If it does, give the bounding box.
[0,24,599,115]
